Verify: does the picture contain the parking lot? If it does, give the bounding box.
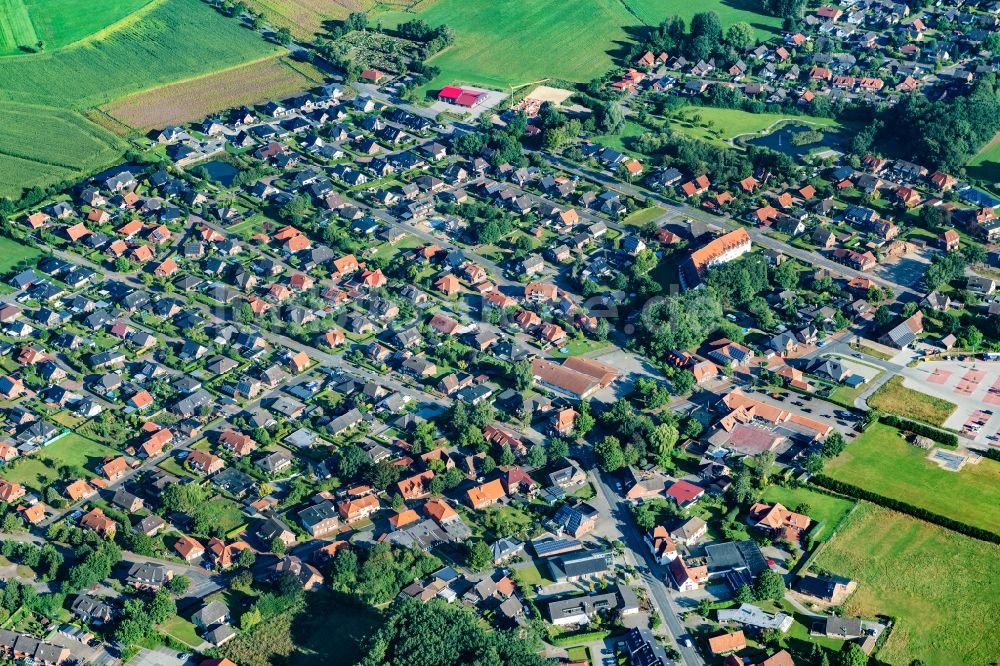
[129,647,194,666]
[899,360,1000,443]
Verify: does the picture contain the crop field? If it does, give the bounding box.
[813,503,1000,666]
[104,55,324,130]
[0,0,280,198]
[868,376,957,426]
[375,0,781,92]
[0,0,37,54]
[824,423,1000,534]
[18,0,153,53]
[246,0,375,39]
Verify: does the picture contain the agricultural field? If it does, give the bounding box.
[812,503,1000,666]
[0,432,118,495]
[1,0,153,55]
[245,0,374,39]
[824,423,1000,534]
[103,55,324,131]
[375,0,781,93]
[867,376,957,426]
[0,0,282,198]
[966,131,1000,185]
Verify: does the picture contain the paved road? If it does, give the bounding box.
[541,154,921,299]
[583,462,703,666]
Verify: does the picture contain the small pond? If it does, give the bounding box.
[200,160,240,186]
[747,123,844,160]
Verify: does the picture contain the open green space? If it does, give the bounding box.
[812,503,1000,666]
[0,0,279,199]
[966,131,1000,185]
[159,614,202,648]
[622,206,666,227]
[512,559,554,588]
[672,107,841,147]
[761,484,854,543]
[289,592,381,665]
[825,423,1000,534]
[376,0,780,93]
[0,236,41,274]
[0,432,118,494]
[867,376,957,426]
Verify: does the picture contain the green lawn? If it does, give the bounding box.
[671,107,841,147]
[761,485,855,543]
[622,206,666,227]
[549,339,610,358]
[867,376,957,426]
[825,423,1000,534]
[1,432,117,494]
[159,614,202,648]
[966,131,1000,185]
[592,119,651,157]
[513,559,554,588]
[0,237,41,274]
[812,503,1000,666]
[377,0,780,93]
[0,0,278,198]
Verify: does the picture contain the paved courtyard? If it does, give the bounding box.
[899,360,1000,443]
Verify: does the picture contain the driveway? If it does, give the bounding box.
[130,647,195,666]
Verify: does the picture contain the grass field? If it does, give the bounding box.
[0,236,41,274]
[376,0,781,92]
[0,0,281,199]
[825,423,1000,534]
[622,206,666,227]
[103,55,325,130]
[812,503,1000,666]
[761,484,854,543]
[867,376,957,426]
[966,131,1000,185]
[1,432,118,494]
[671,107,841,147]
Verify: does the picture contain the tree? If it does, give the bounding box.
[752,450,776,485]
[725,22,755,50]
[499,444,515,467]
[148,588,175,624]
[595,435,626,472]
[511,360,533,391]
[838,642,870,666]
[167,575,190,595]
[481,455,497,475]
[466,540,492,571]
[275,26,292,45]
[821,431,846,458]
[338,443,370,480]
[238,548,256,569]
[804,453,825,474]
[754,569,786,601]
[735,583,755,603]
[728,468,757,507]
[527,444,546,469]
[574,401,595,438]
[271,536,288,555]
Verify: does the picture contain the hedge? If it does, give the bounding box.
[984,448,1000,462]
[811,475,999,544]
[549,630,611,646]
[879,414,958,447]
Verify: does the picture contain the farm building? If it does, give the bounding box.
[438,86,487,108]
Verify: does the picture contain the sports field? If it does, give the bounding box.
[0,0,281,199]
[825,423,1000,534]
[104,55,325,130]
[813,503,1000,666]
[377,0,781,92]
